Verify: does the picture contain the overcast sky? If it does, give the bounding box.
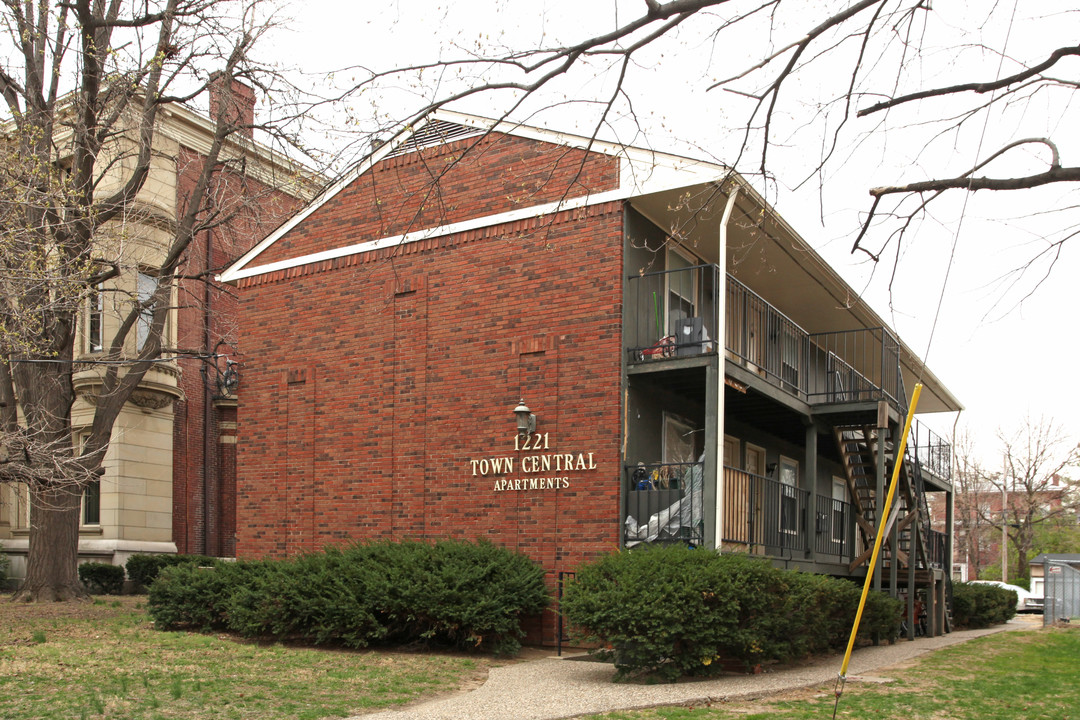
[268,0,1079,468]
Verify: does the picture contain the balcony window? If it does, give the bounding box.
[136,271,157,350]
[87,283,103,353]
[663,412,697,466]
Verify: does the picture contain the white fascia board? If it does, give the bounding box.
[220,185,633,283]
[220,168,731,284]
[222,109,728,283]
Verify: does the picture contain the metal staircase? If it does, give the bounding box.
[832,422,932,576]
[831,384,953,635]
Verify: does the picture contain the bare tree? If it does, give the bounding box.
[314,1,1078,292]
[0,0,309,601]
[994,417,1079,582]
[950,419,1078,582]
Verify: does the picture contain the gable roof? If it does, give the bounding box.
[218,109,728,284]
[218,109,962,415]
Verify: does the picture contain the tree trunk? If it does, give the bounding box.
[12,486,88,602]
[1015,543,1031,584]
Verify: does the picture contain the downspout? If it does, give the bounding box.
[202,227,214,556]
[713,185,738,551]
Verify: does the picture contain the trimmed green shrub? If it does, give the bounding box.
[147,559,238,631]
[148,539,548,655]
[125,553,218,590]
[355,539,549,654]
[561,546,902,681]
[224,553,388,648]
[0,542,9,586]
[952,582,1017,628]
[78,562,125,595]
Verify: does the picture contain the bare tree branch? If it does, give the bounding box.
[858,44,1080,117]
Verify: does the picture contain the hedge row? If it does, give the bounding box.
[0,543,9,586]
[951,582,1018,628]
[147,539,548,655]
[78,562,125,594]
[125,553,218,589]
[561,546,902,681]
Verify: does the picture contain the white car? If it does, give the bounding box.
[969,580,1035,612]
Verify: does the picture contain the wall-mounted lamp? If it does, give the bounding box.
[514,399,536,436]
[766,462,778,476]
[217,359,240,397]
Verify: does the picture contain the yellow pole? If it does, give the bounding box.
[838,383,922,680]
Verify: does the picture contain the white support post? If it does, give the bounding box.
[713,186,738,551]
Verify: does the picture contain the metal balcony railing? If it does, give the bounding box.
[625,264,719,362]
[626,270,906,412]
[720,467,811,556]
[623,461,705,547]
[724,275,806,390]
[721,468,857,562]
[815,494,857,559]
[909,419,952,483]
[927,529,948,569]
[805,328,902,407]
[625,464,859,564]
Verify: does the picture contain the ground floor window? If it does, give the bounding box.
[779,456,798,534]
[82,481,100,526]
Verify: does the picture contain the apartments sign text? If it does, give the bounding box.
[470,433,597,492]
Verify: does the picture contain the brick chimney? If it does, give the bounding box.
[209,72,256,138]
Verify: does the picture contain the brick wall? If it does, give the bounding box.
[172,146,302,556]
[255,131,621,265]
[236,185,627,644]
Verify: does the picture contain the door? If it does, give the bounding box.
[666,248,697,335]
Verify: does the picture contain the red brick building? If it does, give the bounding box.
[930,477,1073,583]
[168,81,316,559]
[222,111,963,642]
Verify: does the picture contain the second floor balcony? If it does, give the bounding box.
[626,264,904,409]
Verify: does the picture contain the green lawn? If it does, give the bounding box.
[4,596,1076,720]
[580,626,1080,720]
[0,596,493,720]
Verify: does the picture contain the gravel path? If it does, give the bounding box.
[352,615,1040,720]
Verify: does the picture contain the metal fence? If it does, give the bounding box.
[909,418,952,482]
[806,328,902,407]
[625,264,719,361]
[814,494,856,559]
[1044,561,1080,626]
[623,462,705,547]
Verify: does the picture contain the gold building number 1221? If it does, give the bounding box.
[514,432,550,451]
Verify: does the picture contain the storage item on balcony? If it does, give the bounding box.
[673,316,712,356]
[624,461,704,546]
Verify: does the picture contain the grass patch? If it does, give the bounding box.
[0,595,493,720]
[580,626,1080,720]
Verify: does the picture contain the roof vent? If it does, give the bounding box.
[385,119,486,158]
